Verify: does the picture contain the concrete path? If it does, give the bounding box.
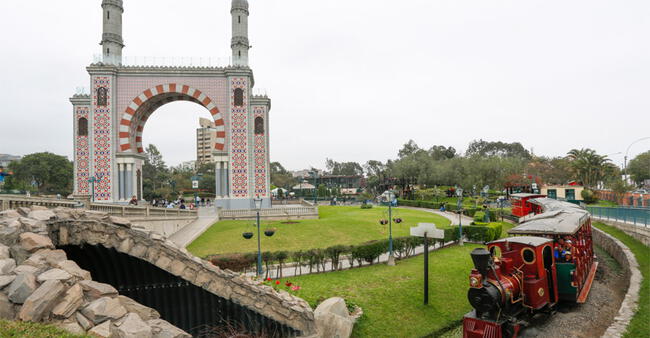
[169,207,219,248]
[400,206,474,226]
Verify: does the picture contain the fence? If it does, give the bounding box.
[219,206,318,220]
[90,203,197,218]
[587,206,650,227]
[0,195,80,211]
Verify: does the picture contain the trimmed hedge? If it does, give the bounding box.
[398,198,502,221]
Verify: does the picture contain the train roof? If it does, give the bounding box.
[510,193,546,199]
[489,236,553,247]
[508,198,590,235]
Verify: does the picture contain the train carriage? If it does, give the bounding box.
[463,198,597,338]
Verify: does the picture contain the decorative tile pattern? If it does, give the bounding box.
[92,76,112,201]
[253,106,267,197]
[75,106,90,194]
[117,83,225,153]
[230,78,249,198]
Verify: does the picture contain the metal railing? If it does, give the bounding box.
[219,206,318,219]
[587,206,650,227]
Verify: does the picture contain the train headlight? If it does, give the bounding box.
[470,276,481,288]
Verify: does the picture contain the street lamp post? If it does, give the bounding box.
[387,194,395,266]
[254,197,263,277]
[457,187,464,246]
[88,175,102,203]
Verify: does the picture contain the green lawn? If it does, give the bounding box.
[593,222,649,338]
[0,320,88,337]
[284,244,480,338]
[187,206,451,257]
[588,200,619,207]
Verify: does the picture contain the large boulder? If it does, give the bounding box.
[0,244,10,259]
[7,273,37,304]
[111,312,153,338]
[79,280,118,299]
[37,268,73,283]
[52,283,84,318]
[109,216,132,228]
[88,320,112,337]
[55,317,86,335]
[18,279,66,321]
[0,293,15,319]
[27,209,56,221]
[147,319,192,338]
[117,295,160,321]
[0,210,21,218]
[55,260,91,280]
[19,232,54,252]
[75,311,94,331]
[314,297,354,338]
[0,258,16,274]
[81,297,127,324]
[0,275,16,288]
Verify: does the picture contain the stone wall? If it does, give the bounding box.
[0,206,320,336]
[592,227,642,337]
[594,218,650,246]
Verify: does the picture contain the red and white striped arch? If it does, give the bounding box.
[118,84,226,153]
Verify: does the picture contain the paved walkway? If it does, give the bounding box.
[400,206,474,226]
[169,207,219,247]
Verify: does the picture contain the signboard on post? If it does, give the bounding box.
[411,223,445,305]
[192,180,199,189]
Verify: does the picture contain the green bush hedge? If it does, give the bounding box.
[446,222,505,243]
[398,199,502,221]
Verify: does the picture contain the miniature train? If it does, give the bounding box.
[463,198,598,338]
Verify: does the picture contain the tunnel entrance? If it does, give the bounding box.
[60,244,299,337]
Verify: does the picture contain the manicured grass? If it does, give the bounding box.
[282,244,480,338]
[588,200,619,207]
[187,206,451,257]
[0,320,88,337]
[593,222,649,338]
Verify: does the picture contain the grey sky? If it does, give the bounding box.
[1,0,648,171]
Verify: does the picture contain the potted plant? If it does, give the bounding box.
[242,232,253,239]
[394,218,402,223]
[264,228,276,237]
[379,219,388,225]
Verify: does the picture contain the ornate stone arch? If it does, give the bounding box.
[118,84,226,153]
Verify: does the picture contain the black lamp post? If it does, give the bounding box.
[242,197,266,277]
[88,175,103,203]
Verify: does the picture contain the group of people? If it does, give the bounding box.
[554,237,578,263]
[150,197,212,210]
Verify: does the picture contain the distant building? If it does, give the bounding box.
[178,161,196,171]
[540,184,584,201]
[196,118,217,166]
[0,154,21,168]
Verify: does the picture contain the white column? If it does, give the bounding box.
[118,164,125,201]
[125,163,133,199]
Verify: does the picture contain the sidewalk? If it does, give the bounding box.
[400,206,474,226]
[168,206,219,247]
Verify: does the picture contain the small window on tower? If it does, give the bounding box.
[254,117,264,135]
[97,87,108,106]
[234,88,244,106]
[78,118,88,136]
[107,11,110,19]
[238,51,241,57]
[238,16,241,24]
[106,48,110,55]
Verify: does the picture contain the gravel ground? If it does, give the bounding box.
[439,245,626,338]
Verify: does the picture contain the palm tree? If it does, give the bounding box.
[566,148,614,188]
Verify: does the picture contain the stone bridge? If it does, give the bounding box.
[0,206,331,337]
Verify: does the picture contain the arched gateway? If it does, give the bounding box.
[70,0,271,209]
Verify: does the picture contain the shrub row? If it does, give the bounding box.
[397,198,503,221]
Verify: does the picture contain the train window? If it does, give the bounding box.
[521,248,536,264]
[489,246,501,258]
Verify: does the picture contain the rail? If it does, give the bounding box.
[219,206,318,219]
[90,203,197,217]
[587,206,649,227]
[0,195,80,211]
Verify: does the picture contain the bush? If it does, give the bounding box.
[352,240,388,264]
[208,253,256,272]
[360,203,373,209]
[325,245,349,271]
[448,222,505,243]
[581,189,598,204]
[473,211,486,222]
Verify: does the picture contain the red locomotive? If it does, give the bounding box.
[463,198,598,338]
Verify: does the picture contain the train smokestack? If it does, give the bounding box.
[470,248,492,278]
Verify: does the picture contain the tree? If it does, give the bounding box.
[610,178,634,204]
[466,139,531,159]
[5,152,73,195]
[270,161,296,189]
[142,144,170,200]
[325,159,363,176]
[428,145,456,160]
[627,151,650,186]
[398,140,421,159]
[566,148,616,188]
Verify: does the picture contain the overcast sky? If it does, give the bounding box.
[1,0,648,170]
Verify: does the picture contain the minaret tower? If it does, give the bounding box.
[231,0,250,66]
[100,0,124,65]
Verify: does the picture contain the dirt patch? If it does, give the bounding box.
[521,245,627,338]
